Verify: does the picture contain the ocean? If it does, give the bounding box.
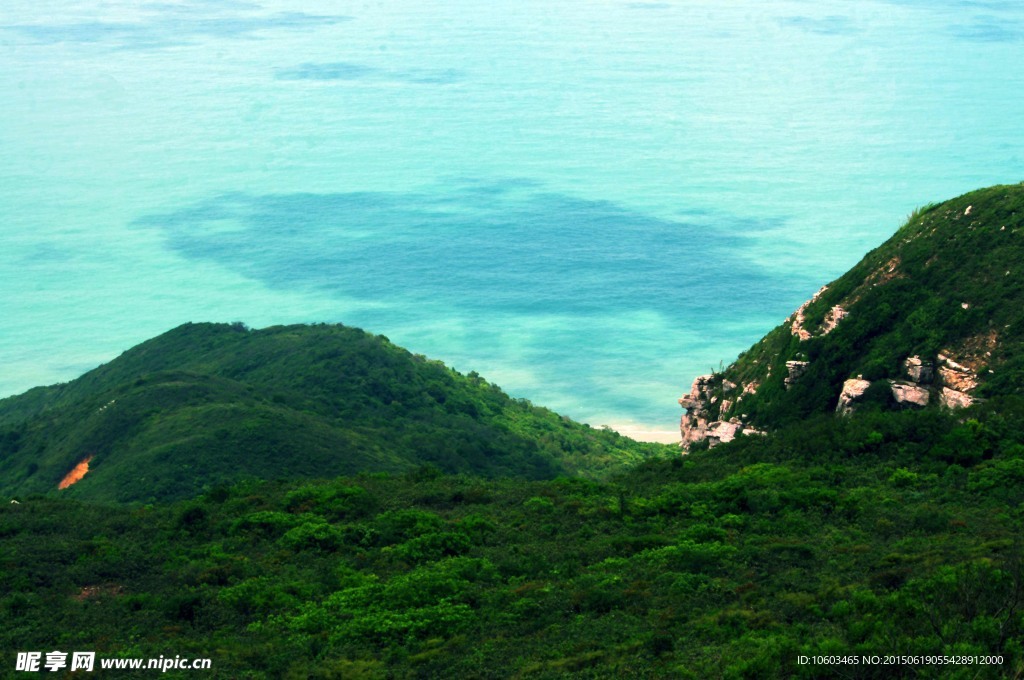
[2,0,1022,441]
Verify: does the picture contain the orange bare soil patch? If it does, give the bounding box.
[58,455,94,489]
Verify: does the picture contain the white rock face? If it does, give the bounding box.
[822,305,847,335]
[679,375,716,447]
[680,412,709,447]
[678,374,714,411]
[940,387,975,409]
[679,375,761,449]
[836,378,872,415]
[707,420,742,445]
[789,286,828,340]
[788,287,847,339]
[891,382,930,407]
[937,353,979,393]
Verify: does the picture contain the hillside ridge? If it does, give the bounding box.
[679,182,1024,447]
[0,323,667,502]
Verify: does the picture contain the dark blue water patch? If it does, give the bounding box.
[2,7,348,50]
[873,0,1024,41]
[398,68,464,85]
[277,62,464,85]
[862,0,1024,42]
[135,182,811,321]
[5,21,143,46]
[777,15,860,36]
[20,243,76,264]
[949,16,1024,42]
[278,62,381,80]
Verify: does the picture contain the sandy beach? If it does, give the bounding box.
[605,423,681,445]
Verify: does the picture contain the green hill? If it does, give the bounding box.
[0,323,667,503]
[680,183,1024,446]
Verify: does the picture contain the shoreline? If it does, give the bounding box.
[603,423,681,445]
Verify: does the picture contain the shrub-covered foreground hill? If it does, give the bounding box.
[0,323,667,503]
[3,401,1024,678]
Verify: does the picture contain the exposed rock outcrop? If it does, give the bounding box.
[790,286,829,340]
[784,361,809,389]
[937,353,979,393]
[789,287,848,340]
[706,420,742,446]
[684,350,983,447]
[836,378,872,415]
[679,375,762,449]
[831,352,982,417]
[891,382,930,407]
[838,370,931,416]
[940,387,975,409]
[822,305,847,334]
[677,374,714,413]
[679,375,715,447]
[685,346,985,445]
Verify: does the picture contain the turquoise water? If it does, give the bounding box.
[2,0,1022,440]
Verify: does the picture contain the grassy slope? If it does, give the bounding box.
[0,323,669,503]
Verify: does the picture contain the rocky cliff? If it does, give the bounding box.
[679,183,1024,448]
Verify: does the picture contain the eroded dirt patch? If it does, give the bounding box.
[58,455,94,490]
